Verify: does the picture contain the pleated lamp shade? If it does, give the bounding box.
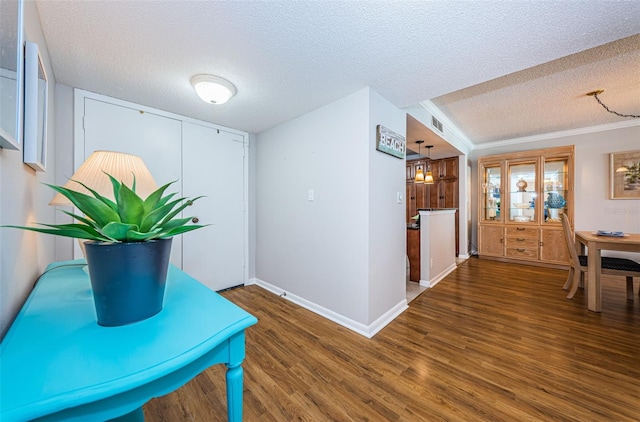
[424,165,435,184]
[49,150,159,206]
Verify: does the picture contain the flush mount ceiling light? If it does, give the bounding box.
[586,90,639,119]
[190,74,237,105]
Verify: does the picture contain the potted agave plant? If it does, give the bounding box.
[5,173,205,326]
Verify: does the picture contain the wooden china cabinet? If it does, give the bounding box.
[477,145,574,268]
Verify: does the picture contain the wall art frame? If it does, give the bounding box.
[375,125,405,159]
[23,41,48,171]
[0,0,25,150]
[610,149,640,200]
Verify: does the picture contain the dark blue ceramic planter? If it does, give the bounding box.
[84,238,172,327]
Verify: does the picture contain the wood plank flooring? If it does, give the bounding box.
[144,258,640,421]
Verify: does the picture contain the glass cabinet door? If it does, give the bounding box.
[481,164,502,222]
[543,158,569,223]
[508,161,537,223]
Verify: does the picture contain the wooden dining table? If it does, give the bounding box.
[574,231,640,312]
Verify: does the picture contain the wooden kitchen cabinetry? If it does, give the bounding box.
[477,145,574,268]
[407,228,420,281]
[406,156,459,255]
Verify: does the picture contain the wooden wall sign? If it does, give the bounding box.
[376,125,405,159]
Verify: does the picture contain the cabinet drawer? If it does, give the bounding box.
[505,226,538,238]
[505,247,538,260]
[505,237,538,248]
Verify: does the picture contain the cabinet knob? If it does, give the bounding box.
[192,217,200,223]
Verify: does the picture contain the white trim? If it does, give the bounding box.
[419,262,457,288]
[251,278,408,338]
[418,100,475,152]
[473,119,640,150]
[73,88,247,138]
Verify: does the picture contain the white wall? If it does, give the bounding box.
[256,88,371,324]
[255,87,407,335]
[0,1,57,339]
[366,89,407,324]
[469,123,640,260]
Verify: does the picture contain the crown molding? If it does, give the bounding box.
[472,119,640,150]
[417,100,475,152]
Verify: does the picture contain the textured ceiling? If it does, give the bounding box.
[35,0,640,146]
[431,34,640,145]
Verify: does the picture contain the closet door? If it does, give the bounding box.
[80,97,183,267]
[182,122,246,291]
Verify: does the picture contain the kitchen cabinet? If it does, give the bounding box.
[407,156,459,255]
[434,157,458,180]
[477,145,574,267]
[407,228,420,281]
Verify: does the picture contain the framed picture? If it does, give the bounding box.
[0,0,24,150]
[23,41,48,171]
[610,150,640,199]
[375,125,405,159]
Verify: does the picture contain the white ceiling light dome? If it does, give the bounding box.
[190,74,237,105]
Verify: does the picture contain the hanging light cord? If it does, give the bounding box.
[587,90,640,119]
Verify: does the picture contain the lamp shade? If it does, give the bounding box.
[424,169,434,184]
[190,74,236,104]
[415,166,425,183]
[50,150,158,206]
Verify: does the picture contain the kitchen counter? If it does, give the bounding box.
[417,209,457,287]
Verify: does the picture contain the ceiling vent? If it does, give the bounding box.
[431,116,444,133]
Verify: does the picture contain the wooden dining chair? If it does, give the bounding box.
[561,213,640,300]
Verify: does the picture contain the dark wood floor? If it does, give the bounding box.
[144,258,640,421]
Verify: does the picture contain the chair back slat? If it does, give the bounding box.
[561,214,581,268]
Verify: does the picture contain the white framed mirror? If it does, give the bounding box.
[0,0,24,150]
[24,41,48,171]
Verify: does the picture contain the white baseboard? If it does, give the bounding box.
[419,262,457,288]
[248,278,408,338]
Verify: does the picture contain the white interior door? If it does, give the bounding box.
[182,122,245,291]
[79,97,183,267]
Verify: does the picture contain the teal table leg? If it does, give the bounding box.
[226,362,243,421]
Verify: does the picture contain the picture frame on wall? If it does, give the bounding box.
[23,41,48,171]
[610,150,640,200]
[0,0,25,150]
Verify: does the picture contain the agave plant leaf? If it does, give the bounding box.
[159,216,195,231]
[142,181,175,215]
[60,210,100,230]
[4,172,207,243]
[46,184,121,227]
[156,196,205,228]
[71,178,117,213]
[162,224,207,237]
[116,182,145,225]
[101,222,140,241]
[4,223,111,241]
[124,232,156,242]
[156,192,176,208]
[139,196,187,232]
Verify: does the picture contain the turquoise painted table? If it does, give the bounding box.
[0,260,257,421]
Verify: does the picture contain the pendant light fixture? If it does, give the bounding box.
[414,140,425,183]
[424,145,434,184]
